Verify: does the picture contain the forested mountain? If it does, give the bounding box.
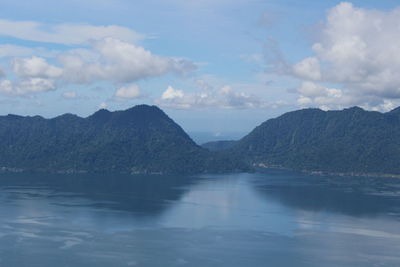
[0,105,248,174]
[4,104,400,176]
[230,107,400,175]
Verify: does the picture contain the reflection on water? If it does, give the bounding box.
[253,170,400,216]
[0,170,400,266]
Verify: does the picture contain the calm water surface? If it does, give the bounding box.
[0,170,400,266]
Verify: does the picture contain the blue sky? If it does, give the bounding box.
[1,0,400,135]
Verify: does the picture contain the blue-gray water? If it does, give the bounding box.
[1,170,400,266]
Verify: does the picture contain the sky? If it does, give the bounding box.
[1,0,400,135]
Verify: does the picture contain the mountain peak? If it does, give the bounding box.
[124,104,165,116]
[54,113,80,120]
[88,108,112,123]
[0,104,247,174]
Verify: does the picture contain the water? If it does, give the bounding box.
[0,170,400,266]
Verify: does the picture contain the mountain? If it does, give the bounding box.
[0,105,248,174]
[230,106,400,175]
[202,140,237,152]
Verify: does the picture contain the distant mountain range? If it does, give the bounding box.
[2,104,400,175]
[201,140,237,152]
[227,106,400,175]
[0,105,248,174]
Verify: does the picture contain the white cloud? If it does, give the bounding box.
[0,37,196,96]
[58,38,196,84]
[62,91,77,99]
[115,84,141,99]
[13,57,63,79]
[296,81,348,108]
[294,81,394,111]
[0,78,55,96]
[0,19,197,98]
[292,57,321,81]
[161,86,184,100]
[157,85,270,109]
[0,19,144,45]
[20,78,55,93]
[292,2,400,110]
[297,81,333,98]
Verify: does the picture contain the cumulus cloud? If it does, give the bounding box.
[0,20,195,97]
[293,57,321,81]
[57,38,195,84]
[0,18,197,98]
[115,84,141,99]
[0,19,144,45]
[13,57,63,79]
[157,85,269,109]
[162,86,184,100]
[20,78,55,93]
[292,2,400,110]
[294,81,400,111]
[0,56,61,96]
[0,78,55,96]
[297,81,349,108]
[0,37,196,96]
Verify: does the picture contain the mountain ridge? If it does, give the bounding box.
[0,105,248,175]
[3,104,400,176]
[229,106,400,175]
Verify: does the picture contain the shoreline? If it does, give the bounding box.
[253,163,400,179]
[2,164,400,179]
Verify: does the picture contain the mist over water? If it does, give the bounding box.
[0,170,400,266]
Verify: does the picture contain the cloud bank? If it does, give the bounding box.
[156,85,270,109]
[292,2,400,110]
[0,20,196,97]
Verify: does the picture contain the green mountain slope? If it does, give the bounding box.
[230,107,400,174]
[0,105,248,174]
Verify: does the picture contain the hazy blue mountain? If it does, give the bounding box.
[0,105,248,174]
[230,106,400,175]
[202,140,237,151]
[188,131,246,145]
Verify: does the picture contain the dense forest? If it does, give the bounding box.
[229,107,400,175]
[0,105,248,174]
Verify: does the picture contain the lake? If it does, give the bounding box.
[0,170,400,266]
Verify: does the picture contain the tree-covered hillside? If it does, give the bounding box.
[0,105,248,174]
[230,107,400,174]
